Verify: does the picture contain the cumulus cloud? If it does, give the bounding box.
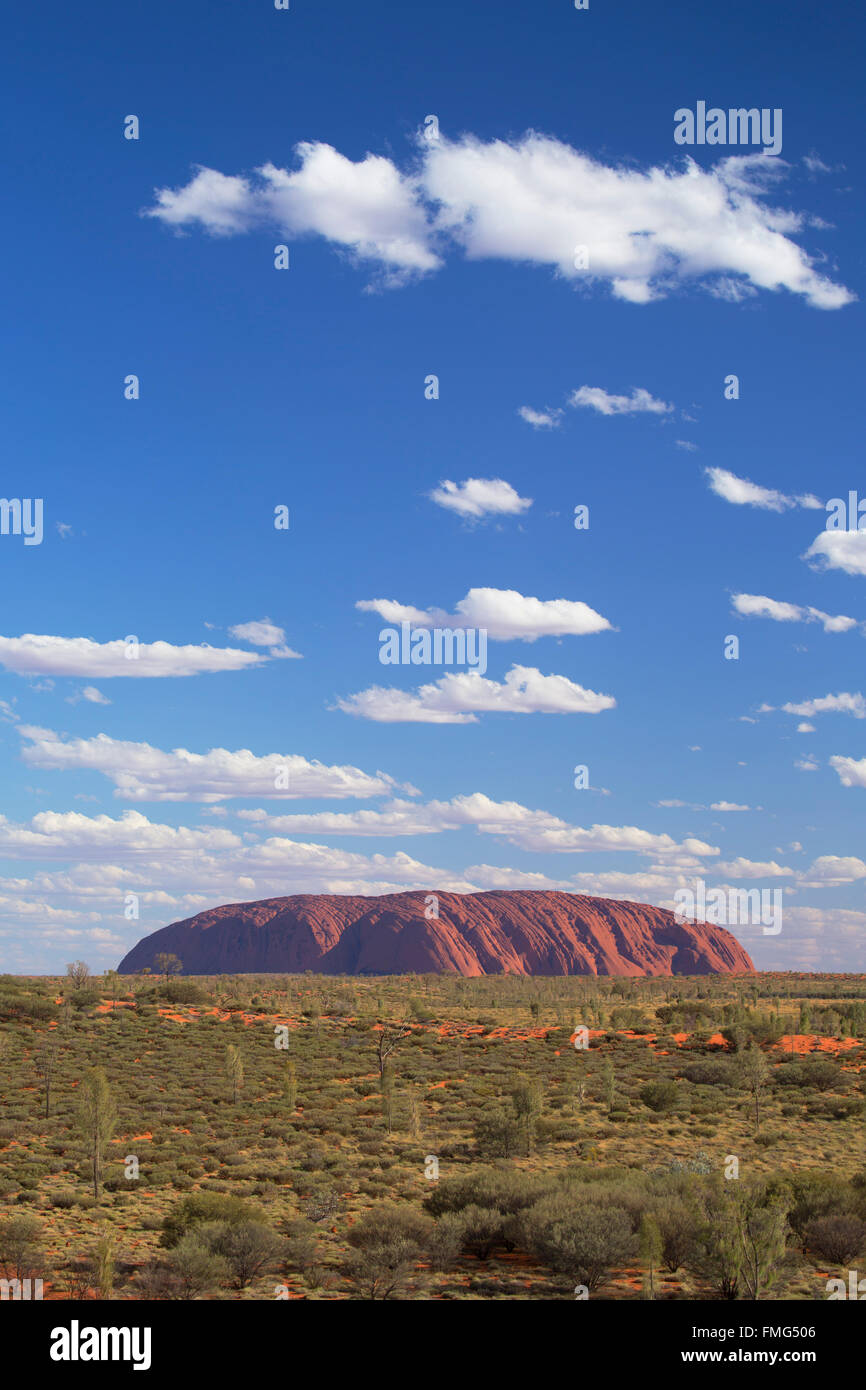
[710,801,751,811]
[799,855,866,887]
[145,135,853,307]
[781,692,866,720]
[731,593,857,633]
[228,618,302,659]
[517,406,562,429]
[17,727,398,802]
[704,468,819,512]
[427,478,532,519]
[423,137,852,307]
[748,905,866,973]
[355,587,612,641]
[242,791,718,863]
[0,817,481,901]
[145,149,439,285]
[143,167,258,236]
[829,754,866,788]
[805,530,866,576]
[568,386,672,416]
[66,686,112,706]
[0,634,266,678]
[336,665,616,723]
[0,809,242,860]
[715,857,793,878]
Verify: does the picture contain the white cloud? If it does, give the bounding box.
[146,149,439,284]
[239,792,719,864]
[829,754,866,788]
[716,857,793,878]
[797,722,816,733]
[731,593,857,633]
[733,594,801,621]
[17,726,399,802]
[0,634,266,678]
[800,855,866,887]
[336,665,616,723]
[706,468,801,512]
[0,809,242,860]
[237,798,453,837]
[749,905,866,973]
[568,386,672,416]
[355,587,612,640]
[229,618,283,646]
[710,801,750,811]
[805,530,866,576]
[427,478,532,519]
[782,692,866,720]
[517,406,562,429]
[66,686,112,706]
[708,277,758,303]
[804,155,833,174]
[423,137,852,307]
[228,618,302,659]
[144,166,258,235]
[145,135,854,307]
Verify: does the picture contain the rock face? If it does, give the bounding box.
[117,890,754,977]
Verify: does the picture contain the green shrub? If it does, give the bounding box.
[639,1080,680,1113]
[160,1192,265,1248]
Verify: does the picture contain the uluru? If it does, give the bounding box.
[117,890,754,977]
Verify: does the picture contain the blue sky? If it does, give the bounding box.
[2,0,865,972]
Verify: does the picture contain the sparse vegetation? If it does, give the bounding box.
[0,969,863,1299]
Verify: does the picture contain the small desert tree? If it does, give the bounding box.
[639,1213,663,1300]
[688,1185,742,1300]
[346,1206,433,1301]
[91,1231,115,1300]
[734,1182,790,1301]
[75,1067,116,1199]
[737,1043,771,1132]
[225,1044,244,1104]
[375,1019,412,1080]
[0,1214,44,1282]
[283,1058,297,1110]
[154,953,183,981]
[601,1058,616,1114]
[203,1221,285,1290]
[510,1074,543,1155]
[381,1062,395,1136]
[521,1197,634,1294]
[102,970,121,1006]
[34,1035,60,1120]
[65,961,91,991]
